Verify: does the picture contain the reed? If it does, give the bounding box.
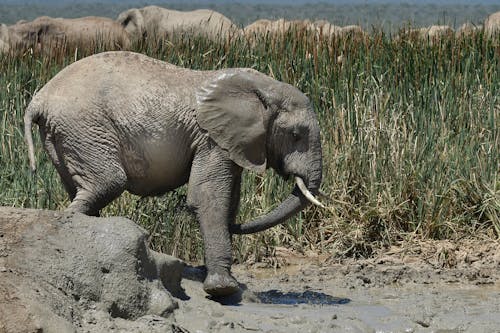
[0,29,498,263]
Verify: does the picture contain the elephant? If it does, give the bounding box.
[424,25,454,39]
[399,25,453,44]
[116,6,240,41]
[244,19,364,40]
[337,25,366,39]
[24,51,323,297]
[311,22,365,40]
[243,19,273,36]
[244,18,315,37]
[485,11,500,38]
[7,16,130,52]
[312,20,342,37]
[456,22,482,38]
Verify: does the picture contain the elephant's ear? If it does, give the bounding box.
[196,71,271,174]
[117,8,144,37]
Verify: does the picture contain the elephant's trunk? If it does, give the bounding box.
[229,173,323,235]
[229,183,310,234]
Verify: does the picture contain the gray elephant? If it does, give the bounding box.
[24,51,323,297]
[485,11,500,38]
[117,6,240,41]
[456,22,482,38]
[7,16,130,52]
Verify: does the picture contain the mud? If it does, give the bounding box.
[173,241,500,333]
[1,207,498,332]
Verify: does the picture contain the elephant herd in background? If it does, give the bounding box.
[0,5,500,54]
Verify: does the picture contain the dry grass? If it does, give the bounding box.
[0,29,498,264]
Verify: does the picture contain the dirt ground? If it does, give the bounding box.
[172,239,500,333]
[1,207,498,332]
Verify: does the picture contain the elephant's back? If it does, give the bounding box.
[30,51,198,128]
[37,52,182,102]
[56,51,179,80]
[65,17,130,43]
[144,6,236,37]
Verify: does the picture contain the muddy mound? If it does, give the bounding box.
[0,207,184,333]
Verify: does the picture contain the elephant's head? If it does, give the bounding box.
[196,70,323,234]
[117,8,145,39]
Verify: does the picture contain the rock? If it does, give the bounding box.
[0,207,184,333]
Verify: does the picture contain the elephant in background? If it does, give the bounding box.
[336,25,366,38]
[243,19,273,36]
[312,22,366,39]
[399,25,453,44]
[24,51,323,297]
[116,6,240,41]
[244,18,364,41]
[244,18,316,37]
[312,20,342,37]
[243,18,329,38]
[485,11,500,38]
[6,16,130,52]
[423,25,454,39]
[456,22,482,38]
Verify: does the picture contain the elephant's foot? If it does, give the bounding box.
[203,270,239,297]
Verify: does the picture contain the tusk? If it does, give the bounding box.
[295,177,326,208]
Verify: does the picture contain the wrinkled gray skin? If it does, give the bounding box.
[25,51,323,297]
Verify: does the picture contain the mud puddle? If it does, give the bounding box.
[255,289,350,305]
[176,270,500,332]
[173,240,500,332]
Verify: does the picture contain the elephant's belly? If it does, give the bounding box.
[122,139,192,196]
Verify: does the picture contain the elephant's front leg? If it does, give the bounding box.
[187,145,242,296]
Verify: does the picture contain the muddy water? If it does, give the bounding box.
[227,284,500,332]
[175,272,500,332]
[174,245,500,333]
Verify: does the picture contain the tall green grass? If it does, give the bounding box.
[0,30,498,263]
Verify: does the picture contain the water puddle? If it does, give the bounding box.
[256,289,350,305]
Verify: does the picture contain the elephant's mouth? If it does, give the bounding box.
[273,159,287,179]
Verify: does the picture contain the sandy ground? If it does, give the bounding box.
[171,239,500,333]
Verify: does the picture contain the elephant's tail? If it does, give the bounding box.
[24,104,38,172]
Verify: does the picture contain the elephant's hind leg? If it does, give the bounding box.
[59,133,127,216]
[40,127,77,200]
[67,172,127,216]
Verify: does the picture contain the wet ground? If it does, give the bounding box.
[172,239,500,333]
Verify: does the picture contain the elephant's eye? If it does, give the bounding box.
[291,129,301,141]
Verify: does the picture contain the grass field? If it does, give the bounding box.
[0,29,498,264]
